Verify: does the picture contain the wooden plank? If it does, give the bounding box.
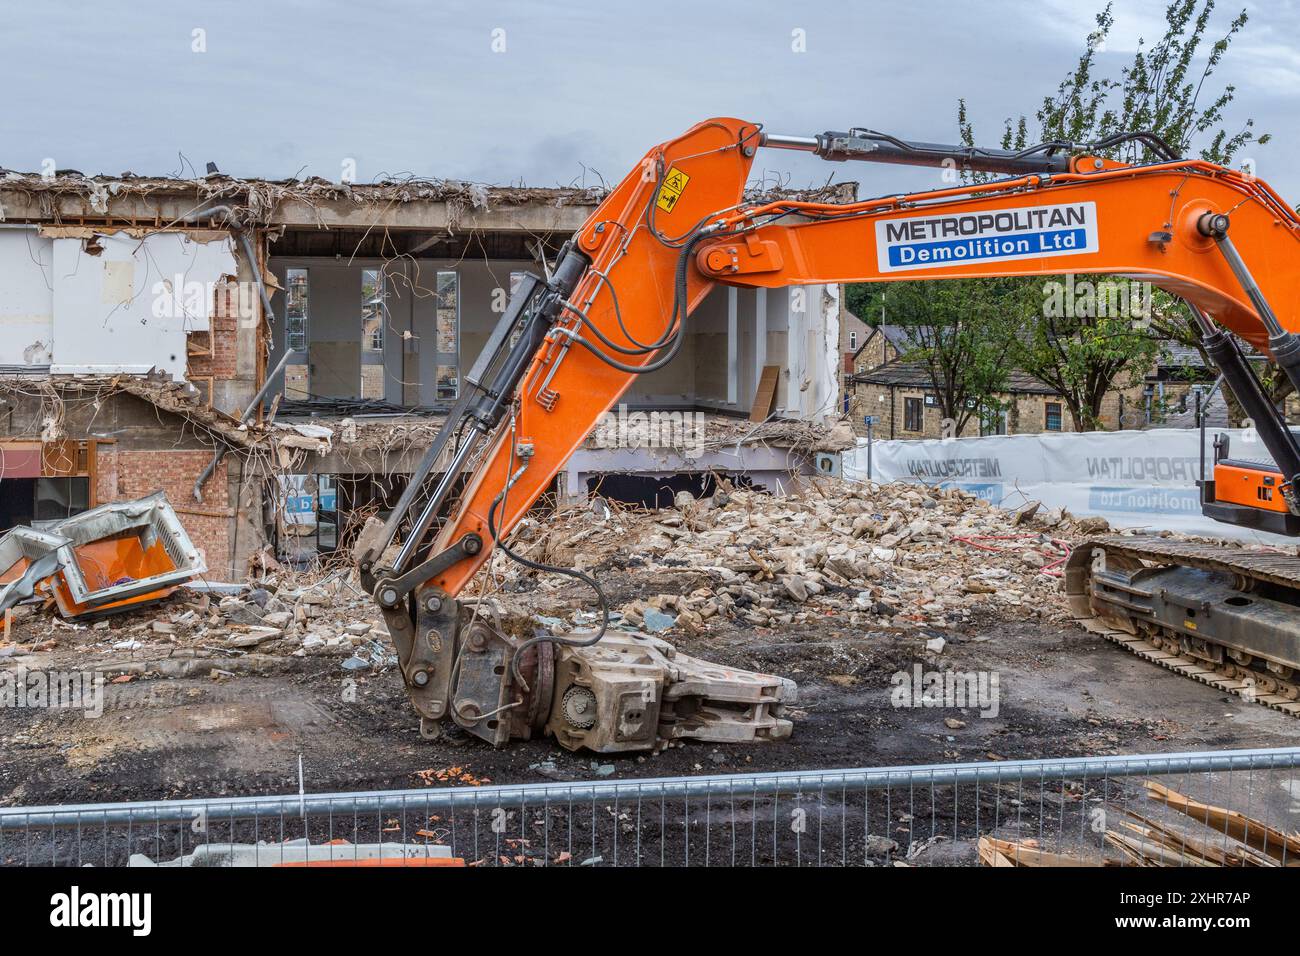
[977,835,1102,867]
[1145,780,1300,863]
[749,364,781,423]
[41,439,78,477]
[1106,828,1213,867]
[86,439,98,508]
[1122,810,1275,867]
[977,837,1016,867]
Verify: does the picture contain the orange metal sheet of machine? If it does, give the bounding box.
[1213,461,1289,513]
[0,491,205,620]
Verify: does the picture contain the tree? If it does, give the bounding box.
[1015,278,1161,430]
[958,0,1267,169]
[1146,290,1293,425]
[851,279,1035,434]
[952,0,1269,427]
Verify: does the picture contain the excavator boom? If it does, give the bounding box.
[357,117,1300,749]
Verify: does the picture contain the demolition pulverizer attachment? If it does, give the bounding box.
[379,599,797,754]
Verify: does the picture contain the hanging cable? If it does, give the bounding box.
[564,226,736,376]
[488,480,608,693]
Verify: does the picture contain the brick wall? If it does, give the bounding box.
[1006,393,1073,434]
[856,384,1189,435]
[95,447,231,576]
[186,277,243,385]
[1097,381,1197,429]
[849,383,964,439]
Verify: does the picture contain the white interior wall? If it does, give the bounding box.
[765,287,790,413]
[52,232,236,380]
[0,227,54,368]
[0,228,235,379]
[271,256,537,405]
[411,257,535,406]
[267,254,838,421]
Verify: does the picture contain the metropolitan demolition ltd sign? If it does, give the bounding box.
[875,201,1098,272]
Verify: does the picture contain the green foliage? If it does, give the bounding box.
[843,0,1267,430]
[964,0,1267,426]
[1010,288,1161,430]
[855,279,1037,433]
[958,0,1267,167]
[844,283,881,326]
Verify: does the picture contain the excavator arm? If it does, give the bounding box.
[356,117,1300,749]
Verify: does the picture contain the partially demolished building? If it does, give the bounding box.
[0,170,854,579]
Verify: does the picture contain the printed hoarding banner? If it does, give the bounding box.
[843,428,1291,544]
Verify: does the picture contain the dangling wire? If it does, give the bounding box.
[487,411,608,693]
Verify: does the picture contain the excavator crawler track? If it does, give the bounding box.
[1065,535,1300,717]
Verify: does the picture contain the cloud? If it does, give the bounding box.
[1,0,1295,200]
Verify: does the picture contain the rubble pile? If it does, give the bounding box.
[194,574,391,665]
[1,571,395,677]
[502,479,1111,636]
[1,477,1209,678]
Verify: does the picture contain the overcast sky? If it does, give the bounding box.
[3,0,1297,199]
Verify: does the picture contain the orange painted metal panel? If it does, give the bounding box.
[1213,463,1289,513]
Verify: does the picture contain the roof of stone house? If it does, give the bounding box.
[851,323,924,361]
[1156,341,1208,369]
[1155,339,1266,370]
[877,324,924,349]
[849,359,1059,395]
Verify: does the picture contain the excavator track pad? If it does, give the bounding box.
[1065,535,1300,716]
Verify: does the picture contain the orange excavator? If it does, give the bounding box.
[354,117,1300,751]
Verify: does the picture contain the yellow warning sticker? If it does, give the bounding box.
[656,166,690,213]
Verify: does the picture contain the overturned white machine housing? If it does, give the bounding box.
[0,492,206,618]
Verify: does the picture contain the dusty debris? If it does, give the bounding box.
[0,549,397,679]
[3,470,1276,761]
[496,477,1087,638]
[1013,500,1041,525]
[414,766,490,787]
[978,836,1112,867]
[1,167,608,232]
